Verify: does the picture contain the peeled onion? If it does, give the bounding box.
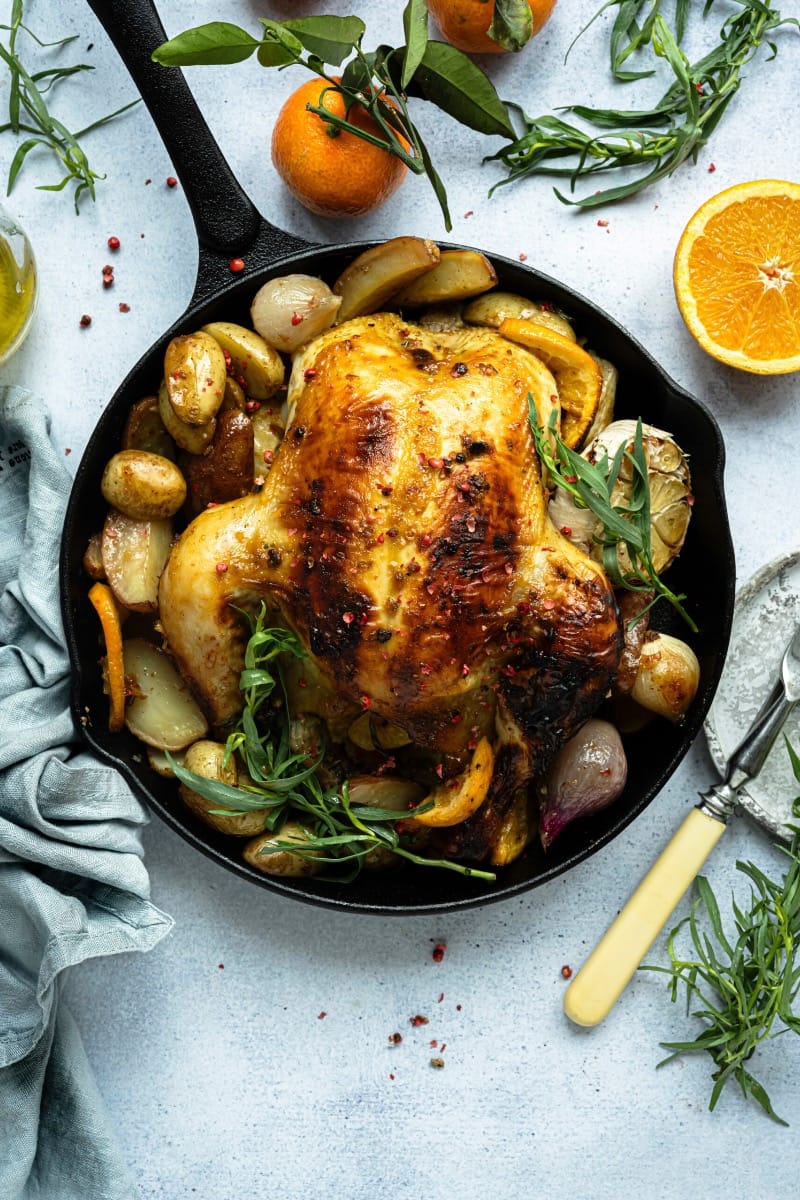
[539,718,628,849]
[250,274,342,353]
[631,632,700,722]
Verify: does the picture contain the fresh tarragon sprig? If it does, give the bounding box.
[489,0,798,208]
[0,0,139,211]
[528,398,695,630]
[642,741,800,1125]
[168,603,496,884]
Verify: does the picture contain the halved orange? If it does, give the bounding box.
[498,317,602,448]
[674,180,800,375]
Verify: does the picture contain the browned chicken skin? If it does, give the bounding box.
[159,313,622,857]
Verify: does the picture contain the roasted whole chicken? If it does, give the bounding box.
[158,311,623,861]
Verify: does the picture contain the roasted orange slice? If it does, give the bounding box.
[411,737,494,828]
[498,317,602,448]
[673,180,800,375]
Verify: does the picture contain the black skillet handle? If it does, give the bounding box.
[87,0,311,305]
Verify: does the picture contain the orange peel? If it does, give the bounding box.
[88,581,126,732]
[498,317,602,448]
[411,737,494,828]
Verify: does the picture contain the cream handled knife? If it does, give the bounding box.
[563,623,800,1028]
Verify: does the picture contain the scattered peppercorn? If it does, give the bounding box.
[388,1032,403,1045]
[118,303,130,313]
[107,235,120,251]
[409,1015,429,1027]
[79,314,92,328]
[432,943,446,963]
[229,257,245,273]
[166,176,178,188]
[318,1011,327,1019]
[561,964,573,979]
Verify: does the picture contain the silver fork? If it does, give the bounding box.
[700,622,800,824]
[563,622,800,1027]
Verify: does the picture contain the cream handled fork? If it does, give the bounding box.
[563,623,800,1027]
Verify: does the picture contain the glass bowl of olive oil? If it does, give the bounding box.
[0,206,36,366]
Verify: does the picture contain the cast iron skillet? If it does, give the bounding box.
[60,0,736,914]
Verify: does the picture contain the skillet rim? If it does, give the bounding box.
[59,238,735,914]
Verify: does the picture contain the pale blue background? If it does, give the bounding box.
[3,1,800,1195]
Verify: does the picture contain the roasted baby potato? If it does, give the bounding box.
[82,532,105,581]
[101,450,187,521]
[347,775,427,870]
[392,249,498,308]
[122,638,209,751]
[122,394,175,459]
[203,322,285,401]
[333,236,440,323]
[252,405,284,479]
[164,331,227,426]
[464,291,577,340]
[179,740,270,836]
[180,409,254,518]
[157,381,216,454]
[101,511,172,611]
[244,823,322,877]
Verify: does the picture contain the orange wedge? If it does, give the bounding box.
[498,317,602,448]
[411,737,495,828]
[674,180,800,375]
[88,582,126,732]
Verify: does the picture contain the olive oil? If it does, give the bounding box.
[0,219,36,364]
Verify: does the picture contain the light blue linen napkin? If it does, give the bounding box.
[0,386,173,1200]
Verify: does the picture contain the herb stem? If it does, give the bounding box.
[490,0,798,207]
[644,755,800,1124]
[171,605,496,884]
[0,1,139,209]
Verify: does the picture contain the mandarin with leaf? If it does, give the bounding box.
[426,0,557,54]
[271,76,409,219]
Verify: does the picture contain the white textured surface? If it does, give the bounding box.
[3,0,800,1195]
